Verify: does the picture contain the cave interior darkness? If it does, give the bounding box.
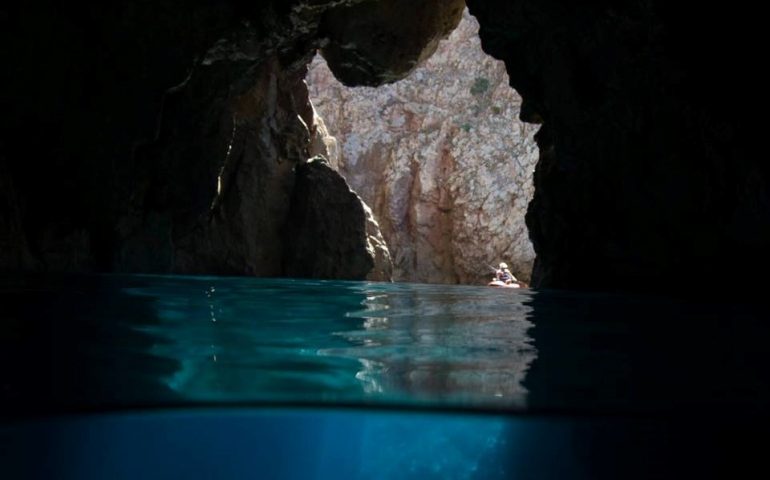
[1,1,768,294]
[1,2,770,478]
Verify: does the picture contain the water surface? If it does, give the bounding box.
[2,274,768,479]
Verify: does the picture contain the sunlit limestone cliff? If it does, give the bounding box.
[308,10,539,284]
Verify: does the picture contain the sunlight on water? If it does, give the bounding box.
[3,274,768,416]
[122,277,536,409]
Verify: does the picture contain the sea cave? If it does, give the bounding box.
[1,1,769,479]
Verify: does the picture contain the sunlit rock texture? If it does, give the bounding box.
[308,10,539,284]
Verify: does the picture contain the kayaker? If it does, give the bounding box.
[495,262,517,284]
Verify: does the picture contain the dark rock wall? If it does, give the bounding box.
[1,2,242,272]
[117,54,313,275]
[3,0,768,290]
[0,161,38,271]
[1,2,243,271]
[466,0,769,291]
[1,1,460,279]
[284,157,383,280]
[320,0,465,85]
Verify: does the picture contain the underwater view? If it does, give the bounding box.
[2,275,768,479]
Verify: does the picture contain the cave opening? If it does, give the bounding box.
[3,0,766,292]
[3,3,770,477]
[306,9,539,286]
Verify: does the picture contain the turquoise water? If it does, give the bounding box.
[2,275,768,478]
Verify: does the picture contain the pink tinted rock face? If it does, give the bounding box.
[308,10,539,284]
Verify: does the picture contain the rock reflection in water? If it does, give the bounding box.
[121,277,536,409]
[324,287,537,408]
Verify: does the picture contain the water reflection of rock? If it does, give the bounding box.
[122,277,537,410]
[330,286,537,408]
[130,278,375,401]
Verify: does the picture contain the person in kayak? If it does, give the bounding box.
[495,262,517,284]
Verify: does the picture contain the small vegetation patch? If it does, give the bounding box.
[470,77,490,96]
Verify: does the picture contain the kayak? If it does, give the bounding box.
[488,280,520,288]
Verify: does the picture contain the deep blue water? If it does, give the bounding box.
[1,275,769,479]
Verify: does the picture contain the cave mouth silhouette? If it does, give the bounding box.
[0,1,768,295]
